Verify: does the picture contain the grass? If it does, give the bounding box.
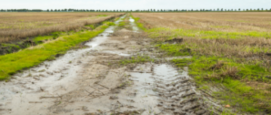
[188,56,271,113]
[132,13,271,114]
[116,15,132,30]
[158,44,191,56]
[33,35,54,42]
[146,27,271,39]
[0,21,115,80]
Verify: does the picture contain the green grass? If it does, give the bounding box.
[188,56,271,113]
[118,21,125,27]
[146,27,271,39]
[85,24,96,29]
[0,21,115,80]
[130,16,146,30]
[1,43,21,49]
[158,44,191,56]
[170,58,191,68]
[33,35,54,42]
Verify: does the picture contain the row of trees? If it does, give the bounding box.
[0,8,271,12]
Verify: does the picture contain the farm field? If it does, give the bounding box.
[0,12,270,115]
[0,12,122,43]
[132,12,271,114]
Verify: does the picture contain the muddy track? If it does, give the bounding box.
[0,16,218,115]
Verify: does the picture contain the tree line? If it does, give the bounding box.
[0,8,271,12]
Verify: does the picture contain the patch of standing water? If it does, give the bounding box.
[129,17,139,32]
[121,63,192,114]
[0,15,126,113]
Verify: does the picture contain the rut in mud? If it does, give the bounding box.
[0,16,219,115]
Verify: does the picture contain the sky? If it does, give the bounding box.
[0,0,270,10]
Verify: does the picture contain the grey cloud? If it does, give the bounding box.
[0,0,270,10]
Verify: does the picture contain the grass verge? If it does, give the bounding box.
[0,21,115,80]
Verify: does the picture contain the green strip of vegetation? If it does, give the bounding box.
[131,16,271,114]
[130,15,145,31]
[0,21,115,80]
[146,27,271,39]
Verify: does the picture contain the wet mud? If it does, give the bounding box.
[0,16,218,115]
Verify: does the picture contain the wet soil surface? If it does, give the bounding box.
[0,17,215,115]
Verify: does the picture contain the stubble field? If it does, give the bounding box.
[132,12,271,114]
[0,12,271,114]
[0,12,122,43]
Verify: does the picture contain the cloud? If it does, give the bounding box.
[0,0,270,10]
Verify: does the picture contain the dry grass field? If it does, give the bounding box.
[133,12,271,32]
[0,12,122,43]
[133,12,271,114]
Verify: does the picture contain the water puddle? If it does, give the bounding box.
[129,17,139,32]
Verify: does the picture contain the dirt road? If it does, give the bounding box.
[0,16,215,115]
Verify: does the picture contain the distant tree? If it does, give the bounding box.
[238,8,241,11]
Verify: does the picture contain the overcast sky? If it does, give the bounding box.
[0,0,270,10]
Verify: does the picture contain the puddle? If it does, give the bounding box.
[129,17,139,32]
